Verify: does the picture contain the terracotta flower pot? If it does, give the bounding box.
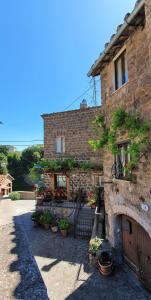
[98,260,113,276]
[60,229,68,237]
[51,226,58,233]
[43,224,49,230]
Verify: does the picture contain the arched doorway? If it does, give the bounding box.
[122,215,151,292]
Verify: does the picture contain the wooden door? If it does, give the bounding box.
[122,215,151,292]
[122,215,139,272]
[137,224,151,292]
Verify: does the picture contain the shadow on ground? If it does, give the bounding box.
[9,219,49,299]
[10,212,151,300]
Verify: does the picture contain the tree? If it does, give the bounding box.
[0,153,8,174]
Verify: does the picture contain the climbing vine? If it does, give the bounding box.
[89,108,150,173]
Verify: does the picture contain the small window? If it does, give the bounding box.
[56,137,65,153]
[114,51,128,90]
[112,142,130,180]
[55,175,67,188]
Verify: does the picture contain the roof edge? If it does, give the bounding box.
[88,0,145,77]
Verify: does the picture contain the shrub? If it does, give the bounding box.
[89,237,103,255]
[58,218,70,230]
[31,211,43,224]
[39,212,53,225]
[9,192,20,201]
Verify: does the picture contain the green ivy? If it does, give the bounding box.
[31,158,103,175]
[89,108,150,172]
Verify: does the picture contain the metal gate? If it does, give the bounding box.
[122,215,151,292]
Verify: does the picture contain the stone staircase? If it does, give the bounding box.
[74,206,95,239]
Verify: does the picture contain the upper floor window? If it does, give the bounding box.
[114,50,128,90]
[56,137,65,153]
[112,141,130,180]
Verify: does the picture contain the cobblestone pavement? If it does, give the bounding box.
[0,200,151,300]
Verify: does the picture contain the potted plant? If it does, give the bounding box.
[51,218,58,233]
[58,218,70,237]
[87,190,97,209]
[39,212,53,229]
[98,251,113,276]
[31,211,43,226]
[89,237,103,265]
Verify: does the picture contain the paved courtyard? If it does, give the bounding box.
[0,199,151,300]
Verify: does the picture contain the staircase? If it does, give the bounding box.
[74,206,95,239]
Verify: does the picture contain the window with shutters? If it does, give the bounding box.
[56,137,65,153]
[114,50,128,90]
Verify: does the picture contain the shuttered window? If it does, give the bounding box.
[56,137,65,153]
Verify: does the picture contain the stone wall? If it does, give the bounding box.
[100,5,151,251]
[42,106,102,165]
[44,169,103,200]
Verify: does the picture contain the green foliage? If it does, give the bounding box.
[9,192,20,200]
[39,212,53,225]
[89,109,150,172]
[0,146,9,156]
[89,237,103,255]
[0,153,8,174]
[31,211,43,223]
[7,146,44,190]
[35,158,99,173]
[58,218,70,230]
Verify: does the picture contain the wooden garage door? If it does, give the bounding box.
[122,215,151,292]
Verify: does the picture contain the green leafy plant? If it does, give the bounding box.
[89,237,103,255]
[31,211,43,224]
[39,212,53,225]
[89,109,150,174]
[9,192,20,200]
[58,218,70,230]
[33,158,102,173]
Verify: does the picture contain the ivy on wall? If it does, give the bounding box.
[89,108,150,173]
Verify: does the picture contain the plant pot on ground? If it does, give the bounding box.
[51,218,58,233]
[89,237,103,266]
[98,251,113,276]
[58,218,70,237]
[39,212,53,229]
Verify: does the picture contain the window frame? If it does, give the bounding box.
[56,136,65,154]
[114,50,128,91]
[113,141,131,180]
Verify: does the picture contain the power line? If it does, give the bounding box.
[63,80,100,111]
[0,139,43,143]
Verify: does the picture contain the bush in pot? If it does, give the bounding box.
[89,237,103,265]
[39,212,53,229]
[58,218,70,237]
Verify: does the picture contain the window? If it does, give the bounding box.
[112,142,130,180]
[114,51,128,90]
[56,137,65,153]
[55,175,67,188]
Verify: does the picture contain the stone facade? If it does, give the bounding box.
[89,0,151,260]
[41,105,103,199]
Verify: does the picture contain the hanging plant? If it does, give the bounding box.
[89,108,150,173]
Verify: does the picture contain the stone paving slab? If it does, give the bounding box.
[0,222,49,300]
[0,200,151,300]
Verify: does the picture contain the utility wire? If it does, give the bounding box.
[63,79,100,111]
[0,140,43,143]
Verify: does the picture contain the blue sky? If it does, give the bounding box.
[0,0,136,150]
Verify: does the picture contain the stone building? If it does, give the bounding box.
[88,0,151,291]
[41,101,103,200]
[0,174,14,197]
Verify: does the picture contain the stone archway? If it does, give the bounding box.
[112,204,151,239]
